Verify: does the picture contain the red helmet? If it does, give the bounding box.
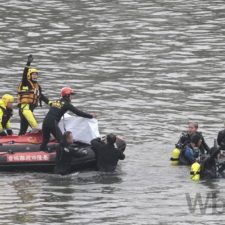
[61,87,75,97]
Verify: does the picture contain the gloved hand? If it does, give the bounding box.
[0,130,7,136]
[6,129,13,135]
[27,54,33,64]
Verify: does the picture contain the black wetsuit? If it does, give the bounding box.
[215,131,225,175]
[18,61,49,135]
[199,148,220,179]
[54,142,87,175]
[40,97,93,150]
[217,129,225,150]
[91,138,125,172]
[176,131,210,154]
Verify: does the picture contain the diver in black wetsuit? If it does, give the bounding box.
[199,147,220,179]
[54,131,87,175]
[40,87,96,151]
[176,122,210,154]
[217,124,225,150]
[91,134,125,172]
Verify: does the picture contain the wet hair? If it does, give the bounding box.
[106,133,116,144]
[191,133,202,146]
[63,131,73,143]
[189,122,198,129]
[63,131,72,138]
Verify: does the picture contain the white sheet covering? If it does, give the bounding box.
[58,114,100,144]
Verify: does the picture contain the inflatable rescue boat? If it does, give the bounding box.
[0,116,126,173]
[0,133,96,172]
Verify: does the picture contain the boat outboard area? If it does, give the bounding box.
[170,122,225,181]
[0,116,126,174]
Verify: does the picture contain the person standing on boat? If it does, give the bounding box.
[0,94,14,136]
[40,87,96,151]
[17,54,50,135]
[91,134,126,172]
[176,122,209,154]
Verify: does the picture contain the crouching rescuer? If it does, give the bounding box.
[17,54,50,135]
[0,94,14,136]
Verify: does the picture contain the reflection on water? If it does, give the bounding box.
[1,0,225,224]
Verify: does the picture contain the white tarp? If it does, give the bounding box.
[58,114,100,144]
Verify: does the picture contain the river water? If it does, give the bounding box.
[1,0,225,224]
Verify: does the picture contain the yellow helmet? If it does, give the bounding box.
[2,94,14,105]
[27,68,39,80]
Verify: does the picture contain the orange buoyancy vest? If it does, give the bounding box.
[17,81,40,105]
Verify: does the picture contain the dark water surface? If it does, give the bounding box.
[1,0,225,224]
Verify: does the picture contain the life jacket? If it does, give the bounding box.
[0,102,13,129]
[17,81,40,106]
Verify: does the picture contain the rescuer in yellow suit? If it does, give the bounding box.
[0,94,14,136]
[18,54,50,135]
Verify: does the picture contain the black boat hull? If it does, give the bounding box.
[0,142,96,173]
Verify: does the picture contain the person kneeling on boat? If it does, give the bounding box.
[180,134,202,165]
[18,54,50,135]
[176,122,209,154]
[40,87,96,151]
[54,131,87,175]
[91,134,125,172]
[0,94,14,136]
